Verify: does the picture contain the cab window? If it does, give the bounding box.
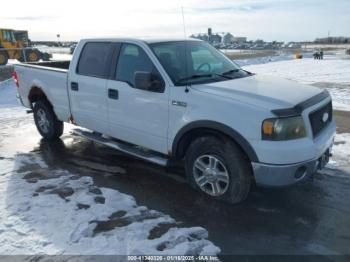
[77,42,111,78]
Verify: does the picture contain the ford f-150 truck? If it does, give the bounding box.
[14,38,336,204]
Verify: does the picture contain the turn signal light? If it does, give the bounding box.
[262,120,274,136]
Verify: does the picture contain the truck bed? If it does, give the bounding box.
[16,60,70,71]
[14,60,71,122]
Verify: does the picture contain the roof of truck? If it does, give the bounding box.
[80,38,202,44]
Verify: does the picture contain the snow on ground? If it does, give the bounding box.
[243,55,350,84]
[0,81,220,255]
[0,80,20,107]
[36,46,71,55]
[51,53,72,61]
[243,55,350,111]
[0,155,218,255]
[236,52,299,67]
[327,133,350,171]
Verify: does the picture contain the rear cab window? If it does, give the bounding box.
[77,42,112,78]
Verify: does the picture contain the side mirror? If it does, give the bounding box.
[134,71,152,91]
[134,71,164,92]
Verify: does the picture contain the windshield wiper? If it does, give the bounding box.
[222,69,240,76]
[177,72,235,84]
[177,74,214,83]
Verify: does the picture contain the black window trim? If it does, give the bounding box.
[112,42,165,93]
[108,42,122,80]
[75,41,115,79]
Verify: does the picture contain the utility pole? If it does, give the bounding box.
[57,34,61,46]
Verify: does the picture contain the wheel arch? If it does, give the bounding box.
[172,121,259,162]
[28,86,51,109]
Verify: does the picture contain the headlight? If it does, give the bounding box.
[262,116,306,141]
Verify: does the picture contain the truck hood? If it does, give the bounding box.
[192,74,323,110]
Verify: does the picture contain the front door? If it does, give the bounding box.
[106,43,169,154]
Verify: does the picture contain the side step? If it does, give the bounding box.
[72,129,169,166]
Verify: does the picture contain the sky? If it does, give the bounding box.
[1,0,349,42]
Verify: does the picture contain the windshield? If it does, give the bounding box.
[149,41,250,86]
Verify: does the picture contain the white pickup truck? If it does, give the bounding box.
[14,38,336,203]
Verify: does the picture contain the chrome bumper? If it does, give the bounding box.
[252,148,331,187]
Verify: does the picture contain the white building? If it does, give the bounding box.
[222,33,234,45]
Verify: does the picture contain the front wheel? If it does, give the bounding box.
[33,100,64,140]
[185,136,251,204]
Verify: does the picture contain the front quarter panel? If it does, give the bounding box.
[168,84,270,160]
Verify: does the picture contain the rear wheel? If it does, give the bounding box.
[19,50,40,62]
[185,136,251,204]
[0,51,8,66]
[33,100,64,140]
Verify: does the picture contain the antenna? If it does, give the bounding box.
[181,6,187,38]
[181,6,190,93]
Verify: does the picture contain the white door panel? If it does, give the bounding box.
[69,76,109,133]
[105,43,170,154]
[107,80,169,154]
[67,41,112,134]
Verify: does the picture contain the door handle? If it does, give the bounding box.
[71,82,79,91]
[108,89,119,99]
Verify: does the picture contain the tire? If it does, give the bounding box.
[33,100,64,140]
[0,51,8,66]
[185,136,251,204]
[26,50,40,62]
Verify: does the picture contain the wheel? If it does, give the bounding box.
[0,51,8,66]
[33,100,64,140]
[26,50,40,62]
[185,136,251,204]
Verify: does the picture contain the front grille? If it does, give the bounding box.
[309,102,332,137]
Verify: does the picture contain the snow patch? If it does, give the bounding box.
[328,133,350,169]
[0,80,20,108]
[244,56,350,111]
[0,153,220,255]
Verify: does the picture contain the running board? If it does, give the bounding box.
[72,129,169,166]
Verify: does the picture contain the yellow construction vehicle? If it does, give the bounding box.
[14,30,30,47]
[0,28,50,65]
[295,52,303,59]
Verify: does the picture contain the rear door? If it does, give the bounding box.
[106,42,170,154]
[68,42,114,133]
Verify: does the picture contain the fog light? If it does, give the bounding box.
[295,166,307,179]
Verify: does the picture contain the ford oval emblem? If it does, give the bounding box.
[322,112,329,123]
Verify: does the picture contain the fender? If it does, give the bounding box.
[172,120,259,162]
